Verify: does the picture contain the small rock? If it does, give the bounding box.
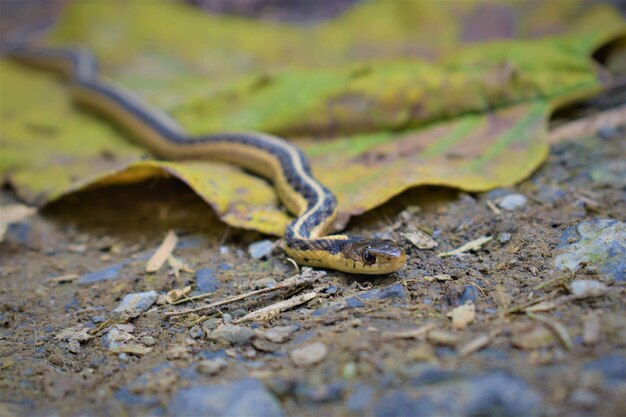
[324,285,339,295]
[346,384,375,412]
[202,318,221,333]
[345,297,366,308]
[230,308,247,319]
[497,194,528,211]
[196,358,228,376]
[536,185,566,204]
[264,325,298,344]
[189,326,204,339]
[112,291,158,319]
[78,261,128,284]
[102,326,135,350]
[252,277,277,289]
[248,240,274,260]
[570,280,609,298]
[141,336,156,346]
[55,324,94,342]
[464,373,542,417]
[67,339,81,354]
[569,389,598,407]
[359,283,406,300]
[211,325,256,345]
[458,285,479,305]
[584,354,626,385]
[497,232,512,244]
[555,219,625,281]
[168,379,284,417]
[590,160,626,187]
[296,381,345,403]
[290,342,328,366]
[195,268,220,293]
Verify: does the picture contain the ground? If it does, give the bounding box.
[1,118,625,416]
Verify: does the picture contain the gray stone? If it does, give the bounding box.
[202,318,221,333]
[497,194,528,211]
[79,261,129,284]
[168,379,283,417]
[248,240,274,259]
[196,358,228,376]
[536,185,566,204]
[295,381,345,403]
[346,384,375,412]
[195,268,220,293]
[584,354,626,385]
[253,277,277,289]
[264,325,298,344]
[211,324,256,345]
[555,219,625,281]
[359,283,406,300]
[112,291,158,319]
[457,285,479,305]
[497,232,512,244]
[570,280,609,298]
[290,342,328,366]
[464,373,542,417]
[590,160,626,187]
[189,326,204,339]
[374,373,542,417]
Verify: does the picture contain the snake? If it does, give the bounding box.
[7,41,407,274]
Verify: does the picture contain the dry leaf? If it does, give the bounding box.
[447,302,476,330]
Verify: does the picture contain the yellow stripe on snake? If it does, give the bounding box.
[8,44,406,274]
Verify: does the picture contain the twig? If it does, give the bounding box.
[485,200,502,215]
[146,230,177,273]
[437,236,493,258]
[527,312,573,351]
[164,269,324,317]
[234,291,319,323]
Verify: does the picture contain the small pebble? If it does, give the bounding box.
[264,325,298,344]
[497,194,528,211]
[67,339,81,354]
[248,240,274,259]
[290,342,328,366]
[219,246,230,255]
[222,313,233,324]
[324,285,339,295]
[197,358,228,376]
[211,324,256,345]
[111,291,158,319]
[252,277,277,289]
[571,280,609,298]
[497,232,512,244]
[202,318,221,333]
[141,336,156,346]
[458,285,479,305]
[189,326,204,339]
[195,268,220,293]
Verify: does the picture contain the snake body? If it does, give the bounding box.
[8,44,406,274]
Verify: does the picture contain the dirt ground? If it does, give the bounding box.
[1,116,625,417]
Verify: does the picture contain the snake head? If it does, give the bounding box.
[340,238,406,274]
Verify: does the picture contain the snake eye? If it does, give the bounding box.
[362,250,376,265]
